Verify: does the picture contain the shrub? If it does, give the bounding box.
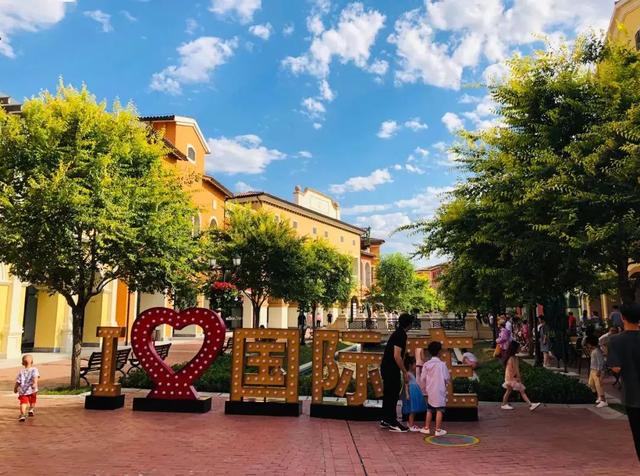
[453,359,595,404]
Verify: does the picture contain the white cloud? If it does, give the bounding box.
[185,18,199,35]
[249,23,272,40]
[313,122,323,130]
[356,212,411,238]
[342,204,392,215]
[441,112,465,133]
[297,150,313,159]
[206,134,286,175]
[283,23,295,36]
[0,0,75,58]
[389,0,611,90]
[394,186,454,217]
[234,181,255,193]
[282,3,386,78]
[405,163,426,175]
[121,10,137,22]
[414,146,429,157]
[329,168,392,194]
[301,97,326,120]
[404,117,428,131]
[150,36,237,95]
[392,164,403,171]
[377,120,400,139]
[319,79,335,102]
[367,59,389,76]
[209,0,261,24]
[459,93,482,104]
[461,94,499,130]
[84,10,112,33]
[483,62,509,85]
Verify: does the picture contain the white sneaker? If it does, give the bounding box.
[595,398,602,404]
[596,401,609,408]
[18,415,26,422]
[434,429,447,437]
[530,403,541,412]
[419,427,430,435]
[409,425,421,432]
[501,404,514,410]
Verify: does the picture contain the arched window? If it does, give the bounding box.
[209,217,218,228]
[187,145,196,163]
[365,262,372,288]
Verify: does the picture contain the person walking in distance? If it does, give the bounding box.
[608,303,640,460]
[379,313,414,432]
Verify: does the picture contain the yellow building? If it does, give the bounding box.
[609,0,640,49]
[228,187,379,327]
[0,101,232,358]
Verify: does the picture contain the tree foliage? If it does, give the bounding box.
[371,253,441,313]
[0,84,199,386]
[292,239,353,325]
[204,204,305,327]
[406,35,640,317]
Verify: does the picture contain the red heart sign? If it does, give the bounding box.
[130,307,226,400]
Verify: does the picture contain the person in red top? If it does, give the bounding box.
[567,312,577,336]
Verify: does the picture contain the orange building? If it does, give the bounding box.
[416,263,448,290]
[112,115,232,342]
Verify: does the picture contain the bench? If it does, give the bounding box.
[80,348,131,386]
[127,343,172,375]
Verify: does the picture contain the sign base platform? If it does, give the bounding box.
[310,402,383,421]
[84,394,125,410]
[132,397,212,413]
[225,400,302,416]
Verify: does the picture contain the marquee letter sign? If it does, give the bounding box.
[225,328,301,416]
[310,329,385,420]
[310,328,478,421]
[131,307,226,413]
[407,328,478,413]
[85,326,126,410]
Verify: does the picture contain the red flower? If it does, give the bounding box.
[211,281,237,292]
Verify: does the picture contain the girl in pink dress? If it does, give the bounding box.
[501,341,541,411]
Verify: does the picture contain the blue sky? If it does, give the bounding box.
[0,0,613,263]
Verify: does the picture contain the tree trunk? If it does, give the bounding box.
[70,305,86,388]
[252,300,260,328]
[617,257,636,305]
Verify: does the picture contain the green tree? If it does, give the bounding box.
[373,253,416,312]
[407,275,444,313]
[293,239,353,328]
[205,204,305,328]
[0,84,198,387]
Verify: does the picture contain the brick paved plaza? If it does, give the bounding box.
[0,390,636,476]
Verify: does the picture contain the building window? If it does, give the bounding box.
[340,236,344,243]
[365,262,372,288]
[293,221,298,229]
[324,231,328,238]
[187,145,196,163]
[352,239,356,246]
[312,227,317,235]
[210,217,218,228]
[212,199,217,210]
[274,215,280,223]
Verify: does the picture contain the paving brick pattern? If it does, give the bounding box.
[0,391,636,475]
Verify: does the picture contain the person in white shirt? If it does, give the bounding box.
[419,341,450,437]
[461,348,479,369]
[14,354,39,422]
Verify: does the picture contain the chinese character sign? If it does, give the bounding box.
[230,328,299,403]
[311,330,384,406]
[312,328,477,410]
[407,328,478,408]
